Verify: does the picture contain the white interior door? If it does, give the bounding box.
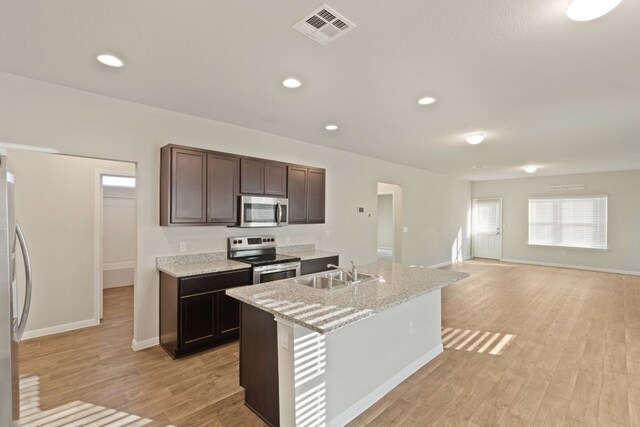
[472,199,502,259]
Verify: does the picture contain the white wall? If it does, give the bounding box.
[0,72,472,345]
[10,149,135,337]
[103,186,136,288]
[472,170,640,274]
[377,194,393,249]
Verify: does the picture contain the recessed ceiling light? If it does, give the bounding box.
[282,78,302,89]
[524,166,538,173]
[417,97,436,105]
[472,165,488,169]
[325,124,338,131]
[96,54,124,68]
[567,0,622,21]
[466,134,485,145]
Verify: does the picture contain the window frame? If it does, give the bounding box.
[527,195,609,251]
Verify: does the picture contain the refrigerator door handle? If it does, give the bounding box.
[15,222,32,341]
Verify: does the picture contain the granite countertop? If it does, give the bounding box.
[275,243,339,261]
[157,251,250,278]
[226,261,469,334]
[158,259,250,278]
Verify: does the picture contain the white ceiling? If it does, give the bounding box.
[1,0,639,180]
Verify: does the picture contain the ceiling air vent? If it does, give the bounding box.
[292,4,356,46]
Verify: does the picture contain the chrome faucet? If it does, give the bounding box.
[350,260,358,281]
[327,263,340,270]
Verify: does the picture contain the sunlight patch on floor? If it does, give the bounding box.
[442,328,516,355]
[16,375,175,427]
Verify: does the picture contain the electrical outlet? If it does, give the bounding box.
[179,242,187,253]
[285,236,291,244]
[325,229,331,238]
[278,328,290,350]
[408,321,414,336]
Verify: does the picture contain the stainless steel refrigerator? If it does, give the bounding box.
[0,154,33,424]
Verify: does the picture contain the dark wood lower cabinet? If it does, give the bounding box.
[159,268,251,358]
[240,302,279,427]
[301,255,340,275]
[218,290,241,338]
[180,291,216,347]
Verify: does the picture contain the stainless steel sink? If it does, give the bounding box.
[326,270,377,282]
[294,276,349,290]
[295,271,380,290]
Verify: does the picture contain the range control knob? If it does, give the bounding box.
[238,240,243,244]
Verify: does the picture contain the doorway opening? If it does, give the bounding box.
[377,183,403,263]
[8,148,137,341]
[98,173,136,320]
[472,198,502,260]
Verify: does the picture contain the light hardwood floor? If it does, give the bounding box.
[19,261,640,426]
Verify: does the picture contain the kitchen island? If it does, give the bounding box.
[227,261,469,427]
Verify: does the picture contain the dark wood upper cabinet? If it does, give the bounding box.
[288,166,326,224]
[240,158,265,195]
[160,144,322,226]
[207,153,239,224]
[288,166,308,223]
[307,168,326,223]
[240,159,287,196]
[165,147,207,224]
[264,162,287,196]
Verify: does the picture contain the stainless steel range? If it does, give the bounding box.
[228,235,301,284]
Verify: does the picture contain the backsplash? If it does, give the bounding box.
[277,243,315,254]
[156,251,227,267]
[156,243,317,267]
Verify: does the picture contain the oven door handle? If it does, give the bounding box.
[253,262,301,274]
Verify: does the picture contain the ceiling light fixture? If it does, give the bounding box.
[465,134,485,145]
[524,166,538,173]
[96,54,124,68]
[417,97,436,105]
[472,165,488,169]
[325,124,338,131]
[567,0,622,21]
[282,78,302,89]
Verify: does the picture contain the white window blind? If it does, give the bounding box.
[528,196,607,249]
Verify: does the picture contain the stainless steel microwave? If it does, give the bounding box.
[239,196,288,227]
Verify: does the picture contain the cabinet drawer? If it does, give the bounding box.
[180,269,251,296]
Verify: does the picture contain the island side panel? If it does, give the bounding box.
[275,289,443,427]
[240,302,280,427]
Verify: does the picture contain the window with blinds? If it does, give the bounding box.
[528,196,608,249]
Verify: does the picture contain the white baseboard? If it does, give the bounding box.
[21,318,99,340]
[501,258,640,276]
[103,261,135,271]
[428,255,472,269]
[327,344,443,427]
[131,337,159,351]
